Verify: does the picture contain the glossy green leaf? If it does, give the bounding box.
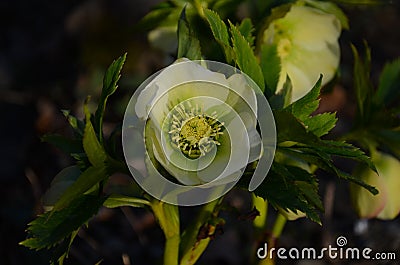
[230,22,265,91]
[177,7,202,60]
[20,195,105,250]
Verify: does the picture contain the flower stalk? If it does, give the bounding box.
[151,200,180,265]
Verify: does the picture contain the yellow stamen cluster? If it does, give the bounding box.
[168,102,224,159]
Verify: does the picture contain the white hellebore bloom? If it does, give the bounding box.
[263,4,342,102]
[135,59,262,186]
[123,59,276,205]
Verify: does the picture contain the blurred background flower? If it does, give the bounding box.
[263,4,341,102]
[351,151,400,220]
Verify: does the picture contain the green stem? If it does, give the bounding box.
[151,200,180,265]
[180,199,221,265]
[253,195,268,231]
[258,213,287,265]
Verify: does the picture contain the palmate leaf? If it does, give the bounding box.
[254,164,322,224]
[274,110,377,195]
[20,195,105,250]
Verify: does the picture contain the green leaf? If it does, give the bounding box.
[304,0,349,30]
[254,164,322,224]
[135,5,175,31]
[351,43,373,119]
[304,112,337,137]
[376,58,400,106]
[20,195,105,250]
[238,18,255,47]
[53,166,108,211]
[61,110,84,136]
[286,75,322,121]
[260,44,281,95]
[95,53,126,142]
[43,166,82,207]
[103,194,150,208]
[203,8,233,62]
[177,7,202,60]
[41,134,84,154]
[203,9,230,46]
[275,110,319,144]
[270,76,292,109]
[230,22,265,91]
[50,229,79,265]
[84,102,107,167]
[279,144,378,195]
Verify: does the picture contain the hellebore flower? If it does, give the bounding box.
[350,151,400,220]
[263,4,341,102]
[123,58,276,205]
[135,59,261,185]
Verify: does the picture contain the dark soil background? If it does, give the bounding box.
[0,1,399,265]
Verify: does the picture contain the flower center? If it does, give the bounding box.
[168,103,224,159]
